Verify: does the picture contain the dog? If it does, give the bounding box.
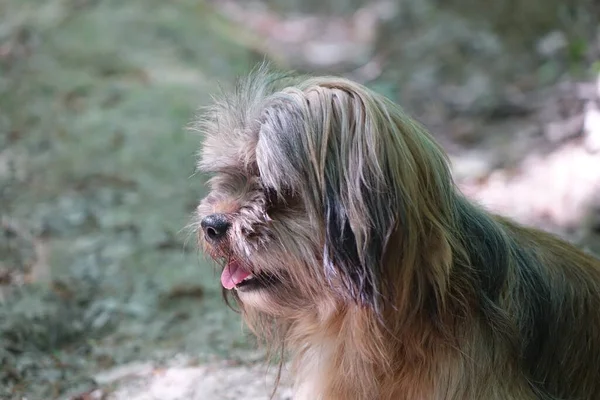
[193,66,600,400]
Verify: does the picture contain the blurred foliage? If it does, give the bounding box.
[0,0,258,398]
[437,0,598,49]
[263,0,367,14]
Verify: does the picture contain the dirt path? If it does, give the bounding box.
[92,359,293,400]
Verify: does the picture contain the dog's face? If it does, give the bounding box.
[195,75,326,315]
[196,161,321,314]
[194,69,455,318]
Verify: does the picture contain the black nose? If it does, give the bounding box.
[201,213,230,242]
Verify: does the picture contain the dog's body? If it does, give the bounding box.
[194,67,600,400]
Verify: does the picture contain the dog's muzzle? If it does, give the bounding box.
[201,213,230,243]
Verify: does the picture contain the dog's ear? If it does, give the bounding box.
[321,174,394,311]
[315,86,401,311]
[255,84,400,310]
[256,79,455,312]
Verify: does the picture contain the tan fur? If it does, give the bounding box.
[193,66,600,400]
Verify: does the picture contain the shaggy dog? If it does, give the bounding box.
[194,67,600,400]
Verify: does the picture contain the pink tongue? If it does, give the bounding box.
[221,261,252,290]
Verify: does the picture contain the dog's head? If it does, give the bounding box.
[194,67,456,319]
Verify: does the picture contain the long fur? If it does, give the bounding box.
[194,65,600,400]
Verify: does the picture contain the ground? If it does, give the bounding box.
[1,1,599,399]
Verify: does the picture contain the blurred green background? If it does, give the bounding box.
[1,0,599,399]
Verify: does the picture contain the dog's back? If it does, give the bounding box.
[500,218,600,399]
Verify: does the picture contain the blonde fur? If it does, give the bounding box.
[194,65,600,400]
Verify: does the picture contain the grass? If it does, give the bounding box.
[1,0,262,398]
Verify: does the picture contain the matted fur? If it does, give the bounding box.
[193,65,600,400]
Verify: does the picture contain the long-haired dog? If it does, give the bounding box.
[193,66,600,400]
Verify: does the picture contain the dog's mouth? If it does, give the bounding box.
[220,260,278,291]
